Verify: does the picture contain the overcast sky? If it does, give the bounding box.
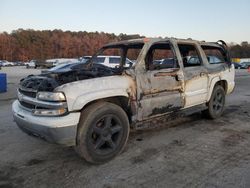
[0,0,249,43]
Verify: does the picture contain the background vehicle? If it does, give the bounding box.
[240,62,250,69]
[92,56,133,68]
[25,60,36,69]
[13,61,23,66]
[233,62,243,69]
[2,60,14,66]
[34,60,50,68]
[80,56,92,62]
[153,58,176,69]
[206,55,224,64]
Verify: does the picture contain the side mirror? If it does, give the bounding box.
[226,60,232,67]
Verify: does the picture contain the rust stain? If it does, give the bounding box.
[154,71,179,77]
[149,104,181,117]
[142,86,183,96]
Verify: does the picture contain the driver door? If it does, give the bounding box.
[136,41,185,121]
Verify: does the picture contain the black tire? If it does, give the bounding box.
[203,85,225,119]
[76,102,130,164]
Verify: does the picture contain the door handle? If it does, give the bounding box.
[154,72,177,77]
[200,72,207,76]
[176,73,184,81]
[154,71,184,81]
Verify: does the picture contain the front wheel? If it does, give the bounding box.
[76,102,130,164]
[203,85,225,119]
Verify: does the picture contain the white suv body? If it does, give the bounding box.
[12,38,235,163]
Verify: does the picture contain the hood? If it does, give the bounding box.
[19,64,123,92]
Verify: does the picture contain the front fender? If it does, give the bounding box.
[71,89,129,111]
[55,75,136,112]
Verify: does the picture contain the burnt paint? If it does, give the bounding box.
[19,64,123,92]
[134,103,207,130]
[149,104,182,117]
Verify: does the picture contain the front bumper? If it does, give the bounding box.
[12,100,80,146]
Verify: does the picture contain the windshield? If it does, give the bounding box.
[88,42,144,69]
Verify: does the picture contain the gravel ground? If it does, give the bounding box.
[0,67,250,188]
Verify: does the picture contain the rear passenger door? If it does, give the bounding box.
[177,43,209,107]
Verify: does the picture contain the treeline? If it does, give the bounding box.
[229,42,250,58]
[0,29,143,61]
[0,29,249,61]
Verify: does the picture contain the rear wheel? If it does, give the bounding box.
[203,85,225,119]
[76,102,130,164]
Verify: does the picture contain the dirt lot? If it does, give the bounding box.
[0,67,250,188]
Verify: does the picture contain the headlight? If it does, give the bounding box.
[37,92,66,102]
[33,108,67,116]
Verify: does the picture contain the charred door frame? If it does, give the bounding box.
[134,39,185,121]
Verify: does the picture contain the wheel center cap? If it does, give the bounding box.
[102,129,110,137]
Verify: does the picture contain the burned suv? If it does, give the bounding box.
[12,38,235,164]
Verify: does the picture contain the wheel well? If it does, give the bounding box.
[207,79,228,103]
[215,80,228,92]
[81,96,132,122]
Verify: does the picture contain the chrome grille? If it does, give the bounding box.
[19,88,36,98]
[19,101,35,109]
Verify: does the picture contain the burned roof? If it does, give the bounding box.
[103,37,227,49]
[103,38,145,47]
[103,38,145,49]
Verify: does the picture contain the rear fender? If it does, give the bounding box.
[207,77,227,102]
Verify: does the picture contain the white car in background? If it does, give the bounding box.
[2,60,14,66]
[25,60,36,68]
[92,56,133,68]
